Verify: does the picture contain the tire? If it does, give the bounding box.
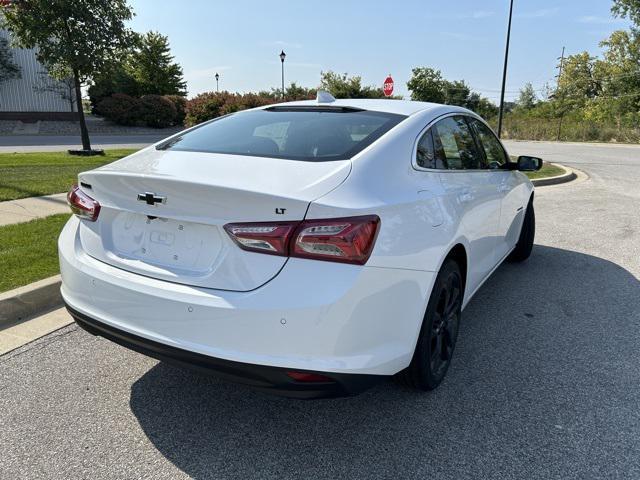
[397,259,463,391]
[507,200,535,263]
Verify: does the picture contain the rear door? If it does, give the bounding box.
[432,115,503,294]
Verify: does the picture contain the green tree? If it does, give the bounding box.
[516,83,537,110]
[0,37,20,82]
[260,82,316,101]
[466,93,499,118]
[407,66,496,115]
[129,31,186,96]
[556,52,601,110]
[281,82,316,100]
[319,71,386,98]
[612,0,640,25]
[2,0,135,152]
[407,67,446,103]
[443,79,470,106]
[592,29,640,125]
[88,61,139,112]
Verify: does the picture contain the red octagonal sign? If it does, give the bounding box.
[383,75,394,97]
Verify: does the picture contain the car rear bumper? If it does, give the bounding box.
[59,216,435,382]
[67,304,382,399]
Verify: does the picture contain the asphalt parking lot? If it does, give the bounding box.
[1,140,639,479]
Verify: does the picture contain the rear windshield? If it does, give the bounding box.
[158,108,407,161]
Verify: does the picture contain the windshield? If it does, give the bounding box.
[158,108,407,161]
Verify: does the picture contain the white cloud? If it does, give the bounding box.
[577,15,624,24]
[516,8,559,19]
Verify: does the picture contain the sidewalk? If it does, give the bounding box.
[0,134,163,153]
[0,193,68,227]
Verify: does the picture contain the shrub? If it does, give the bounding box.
[185,91,276,126]
[96,93,141,126]
[164,95,187,125]
[138,94,177,128]
[185,91,234,126]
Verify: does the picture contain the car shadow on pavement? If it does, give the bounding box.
[129,245,640,479]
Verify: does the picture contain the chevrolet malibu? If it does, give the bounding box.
[59,93,542,398]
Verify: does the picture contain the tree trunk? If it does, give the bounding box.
[72,69,91,151]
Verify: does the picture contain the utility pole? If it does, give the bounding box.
[497,0,514,138]
[556,47,566,142]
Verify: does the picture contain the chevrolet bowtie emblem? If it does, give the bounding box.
[137,192,166,206]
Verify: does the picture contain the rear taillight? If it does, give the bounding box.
[67,184,100,222]
[224,215,380,265]
[224,222,298,256]
[291,215,379,265]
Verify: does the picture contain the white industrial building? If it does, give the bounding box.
[0,29,77,120]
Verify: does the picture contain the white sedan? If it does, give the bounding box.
[59,93,542,398]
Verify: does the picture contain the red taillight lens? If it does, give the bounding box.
[286,371,334,383]
[291,215,380,265]
[67,185,100,222]
[223,222,299,256]
[224,215,380,265]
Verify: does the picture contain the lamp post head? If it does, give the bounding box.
[279,50,286,63]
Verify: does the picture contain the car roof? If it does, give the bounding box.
[259,98,455,117]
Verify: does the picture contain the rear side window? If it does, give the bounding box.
[416,129,447,169]
[158,108,406,161]
[468,118,509,168]
[431,116,483,170]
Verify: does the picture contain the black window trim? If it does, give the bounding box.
[412,112,513,173]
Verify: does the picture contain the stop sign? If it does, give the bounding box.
[383,75,394,97]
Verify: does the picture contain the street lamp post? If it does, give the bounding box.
[215,72,219,93]
[497,0,514,138]
[279,50,286,100]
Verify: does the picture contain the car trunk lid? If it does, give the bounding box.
[76,148,350,291]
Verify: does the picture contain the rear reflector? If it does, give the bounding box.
[67,184,100,222]
[224,215,380,265]
[286,371,334,383]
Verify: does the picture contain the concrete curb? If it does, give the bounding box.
[0,275,62,327]
[531,164,577,187]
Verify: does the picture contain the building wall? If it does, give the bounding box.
[0,29,76,114]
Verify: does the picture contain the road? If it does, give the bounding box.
[0,134,169,152]
[1,141,640,479]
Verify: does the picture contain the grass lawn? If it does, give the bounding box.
[0,214,70,293]
[509,155,567,180]
[525,162,565,180]
[0,149,137,202]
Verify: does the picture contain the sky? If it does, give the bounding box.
[128,0,631,103]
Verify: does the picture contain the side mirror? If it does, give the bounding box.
[517,155,543,172]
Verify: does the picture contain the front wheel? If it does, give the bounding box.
[508,200,535,263]
[397,259,462,391]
